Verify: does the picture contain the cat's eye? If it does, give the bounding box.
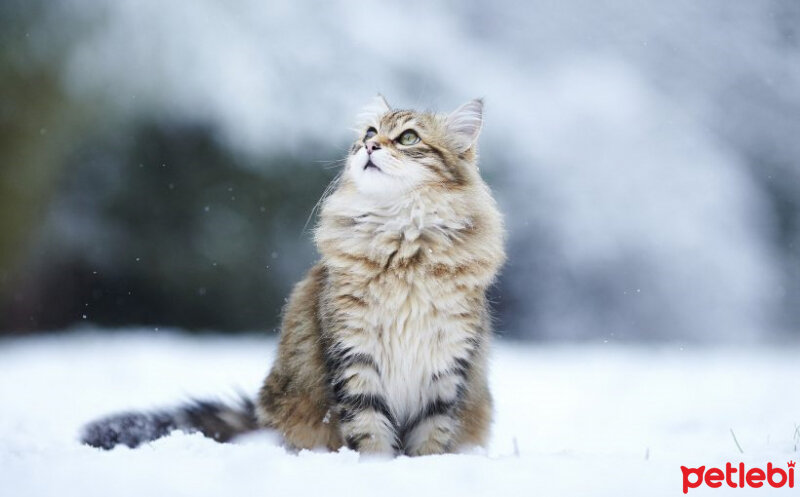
[364,127,377,140]
[396,130,420,146]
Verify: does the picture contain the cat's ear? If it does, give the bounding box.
[355,94,391,130]
[446,98,483,152]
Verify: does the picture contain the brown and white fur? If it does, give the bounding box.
[81,96,505,457]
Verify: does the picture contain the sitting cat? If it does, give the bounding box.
[82,96,505,456]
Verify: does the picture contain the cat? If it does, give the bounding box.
[81,96,506,456]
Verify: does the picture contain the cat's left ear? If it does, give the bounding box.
[355,94,392,130]
[446,98,483,152]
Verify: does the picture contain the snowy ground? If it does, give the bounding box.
[1,329,798,496]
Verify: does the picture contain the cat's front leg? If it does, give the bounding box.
[402,358,470,456]
[327,346,399,455]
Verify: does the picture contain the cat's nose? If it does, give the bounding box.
[366,141,381,154]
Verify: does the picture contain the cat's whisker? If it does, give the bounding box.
[317,158,348,171]
[302,171,342,236]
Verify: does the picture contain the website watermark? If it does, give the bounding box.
[681,462,795,493]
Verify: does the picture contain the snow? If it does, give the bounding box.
[1,329,798,496]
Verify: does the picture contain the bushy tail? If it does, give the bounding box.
[80,396,259,450]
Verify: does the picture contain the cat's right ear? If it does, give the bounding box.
[355,94,391,130]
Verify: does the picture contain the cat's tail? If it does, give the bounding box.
[80,396,260,450]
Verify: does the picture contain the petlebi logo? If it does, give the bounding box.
[681,461,795,493]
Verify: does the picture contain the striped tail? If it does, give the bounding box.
[80,397,259,450]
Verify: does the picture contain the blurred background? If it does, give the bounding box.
[1,0,798,342]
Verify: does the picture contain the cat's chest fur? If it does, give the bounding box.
[359,263,464,422]
[325,195,474,421]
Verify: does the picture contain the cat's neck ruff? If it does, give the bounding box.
[320,186,474,245]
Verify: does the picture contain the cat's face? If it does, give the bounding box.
[345,96,484,196]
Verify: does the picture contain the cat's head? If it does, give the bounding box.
[344,96,484,196]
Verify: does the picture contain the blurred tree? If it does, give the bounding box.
[0,0,87,330]
[2,120,333,333]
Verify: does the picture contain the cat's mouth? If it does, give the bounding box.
[364,160,381,172]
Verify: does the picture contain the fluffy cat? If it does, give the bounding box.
[81,96,505,456]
